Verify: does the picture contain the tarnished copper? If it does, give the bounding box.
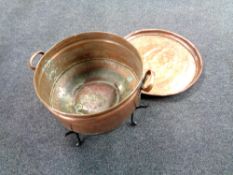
[29,32,154,135]
[125,29,203,96]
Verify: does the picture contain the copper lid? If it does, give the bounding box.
[125,29,203,96]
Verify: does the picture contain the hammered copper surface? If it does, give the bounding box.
[50,59,138,115]
[125,29,203,96]
[29,32,154,134]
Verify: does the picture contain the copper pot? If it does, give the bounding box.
[28,32,154,135]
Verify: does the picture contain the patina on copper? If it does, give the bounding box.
[29,32,154,135]
[125,29,203,96]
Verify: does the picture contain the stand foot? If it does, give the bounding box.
[130,113,137,126]
[129,104,149,126]
[65,131,84,147]
[136,104,148,109]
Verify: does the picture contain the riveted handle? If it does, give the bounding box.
[141,70,155,92]
[28,51,44,71]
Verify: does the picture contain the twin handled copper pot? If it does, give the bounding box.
[29,32,154,135]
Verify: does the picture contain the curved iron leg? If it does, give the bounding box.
[75,133,83,146]
[130,113,137,126]
[136,105,148,109]
[65,131,75,137]
[65,131,84,147]
[129,104,149,126]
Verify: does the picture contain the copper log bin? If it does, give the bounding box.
[28,32,154,135]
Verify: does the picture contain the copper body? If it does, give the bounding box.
[29,32,153,135]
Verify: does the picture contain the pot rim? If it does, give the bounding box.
[33,31,145,118]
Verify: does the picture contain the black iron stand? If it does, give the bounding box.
[136,104,148,110]
[130,113,137,126]
[130,104,149,126]
[65,104,149,146]
[65,131,83,146]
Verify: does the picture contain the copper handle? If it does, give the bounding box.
[141,70,155,92]
[28,51,44,71]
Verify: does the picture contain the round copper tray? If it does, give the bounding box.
[125,29,203,96]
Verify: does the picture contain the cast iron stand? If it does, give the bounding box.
[65,104,148,146]
[130,104,148,126]
[65,131,83,146]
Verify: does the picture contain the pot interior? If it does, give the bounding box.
[34,33,143,115]
[50,59,138,114]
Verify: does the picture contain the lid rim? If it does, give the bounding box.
[125,29,203,96]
